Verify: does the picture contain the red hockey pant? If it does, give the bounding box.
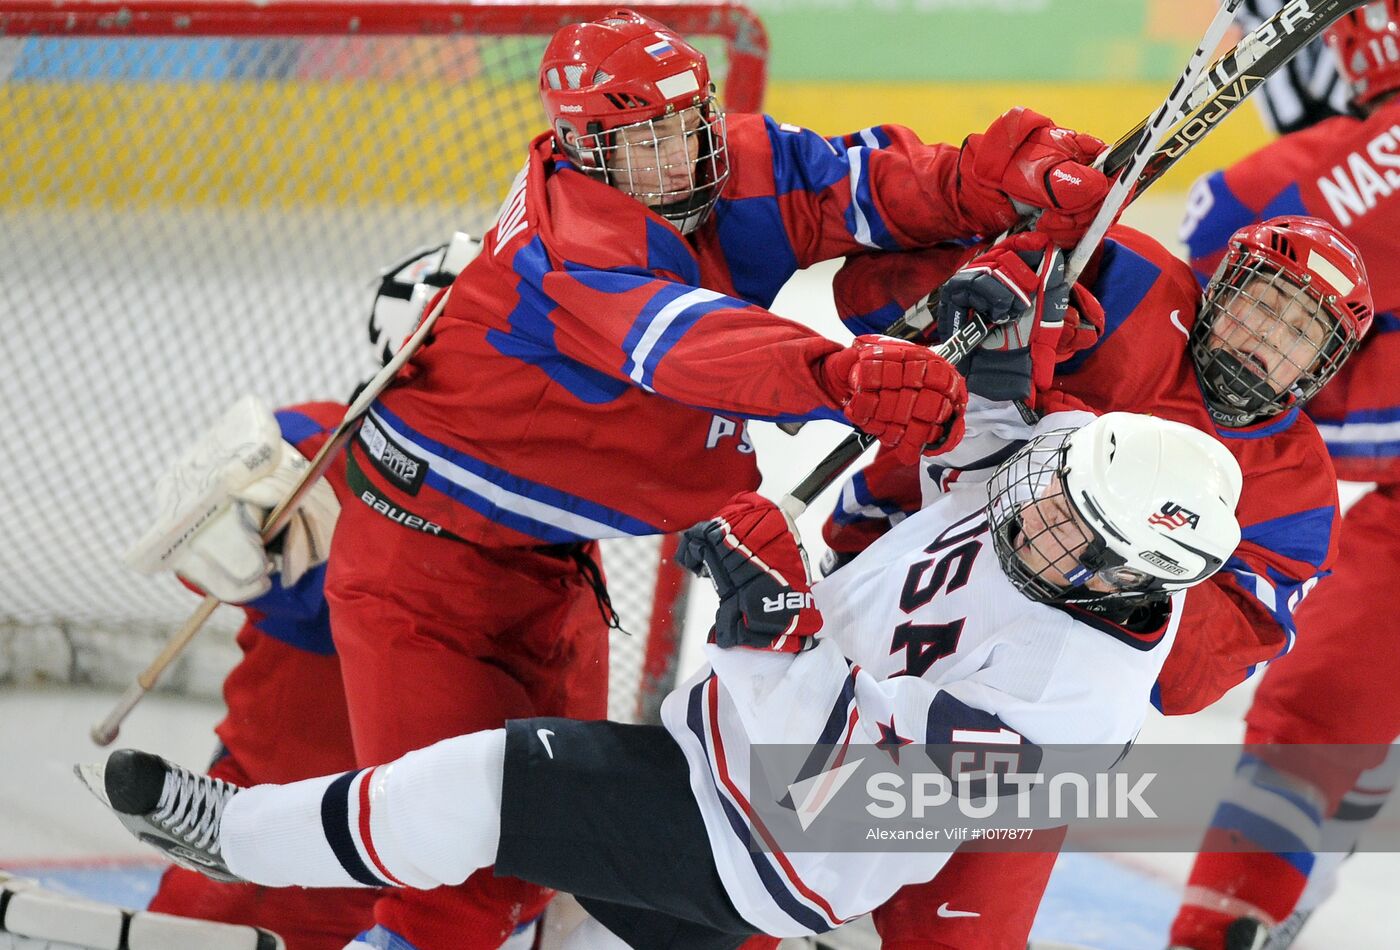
[326,498,611,949]
[867,828,1065,949]
[1245,482,1400,806]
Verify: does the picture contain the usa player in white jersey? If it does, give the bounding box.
[81,404,1242,948]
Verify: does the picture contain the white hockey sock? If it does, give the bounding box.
[222,729,505,890]
[222,771,361,888]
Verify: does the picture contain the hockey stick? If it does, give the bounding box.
[1065,0,1247,283]
[779,0,1364,517]
[90,288,451,747]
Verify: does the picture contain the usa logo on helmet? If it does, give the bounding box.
[1147,502,1200,530]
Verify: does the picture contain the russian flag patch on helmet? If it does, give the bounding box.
[644,35,677,59]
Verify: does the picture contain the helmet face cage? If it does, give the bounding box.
[987,433,1158,608]
[1191,250,1358,426]
[563,96,729,234]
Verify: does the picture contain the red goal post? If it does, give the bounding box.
[0,0,767,723]
[0,0,766,112]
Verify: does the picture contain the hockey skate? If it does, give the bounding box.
[75,749,244,884]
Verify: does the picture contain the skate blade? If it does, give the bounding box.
[73,762,112,807]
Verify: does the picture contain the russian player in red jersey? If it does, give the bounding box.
[120,7,1116,947]
[1168,5,1400,947]
[809,211,1372,949]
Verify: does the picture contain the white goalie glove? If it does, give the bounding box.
[125,395,340,604]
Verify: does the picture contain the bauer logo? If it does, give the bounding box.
[763,591,816,614]
[1139,550,1187,576]
[359,417,427,495]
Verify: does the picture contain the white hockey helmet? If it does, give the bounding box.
[988,412,1244,606]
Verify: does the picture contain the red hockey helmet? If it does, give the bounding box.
[1325,0,1400,108]
[539,9,729,233]
[1192,216,1373,426]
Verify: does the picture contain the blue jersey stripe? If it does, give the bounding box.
[714,194,799,306]
[1261,181,1308,220]
[245,563,336,656]
[275,408,333,446]
[1318,402,1400,426]
[767,116,846,196]
[619,285,730,391]
[1239,505,1334,574]
[1375,312,1400,334]
[840,299,903,337]
[645,217,701,286]
[1061,239,1162,374]
[1183,171,1258,271]
[492,239,629,404]
[1324,439,1400,459]
[1314,400,1400,458]
[832,471,905,526]
[369,405,660,540]
[845,146,897,251]
[1212,405,1302,440]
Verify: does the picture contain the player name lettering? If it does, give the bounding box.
[494,168,530,254]
[1317,124,1400,227]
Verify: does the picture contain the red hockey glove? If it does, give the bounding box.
[821,335,968,464]
[677,492,822,653]
[1061,281,1105,360]
[961,107,1109,246]
[935,232,1069,407]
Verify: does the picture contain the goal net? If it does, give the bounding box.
[0,0,767,723]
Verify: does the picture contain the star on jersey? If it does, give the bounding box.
[876,717,913,765]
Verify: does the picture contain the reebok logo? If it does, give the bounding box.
[1051,168,1083,187]
[936,902,980,919]
[537,729,556,759]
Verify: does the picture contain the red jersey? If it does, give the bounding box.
[351,114,1014,547]
[1181,99,1400,483]
[829,226,1341,714]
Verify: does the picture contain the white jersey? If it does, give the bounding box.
[660,455,1182,936]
